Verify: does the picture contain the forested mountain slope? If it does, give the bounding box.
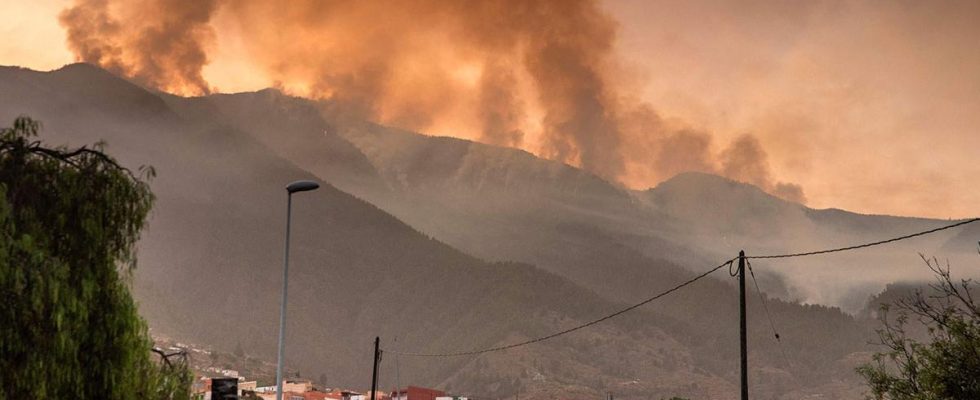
[4,63,968,399]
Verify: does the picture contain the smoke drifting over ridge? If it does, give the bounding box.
[59,0,804,202]
[60,0,219,95]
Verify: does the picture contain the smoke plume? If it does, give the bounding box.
[58,0,806,202]
[720,135,806,204]
[60,0,219,95]
[477,59,526,148]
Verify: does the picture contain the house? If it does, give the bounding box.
[192,377,212,397]
[254,379,317,400]
[340,389,365,400]
[302,391,336,400]
[283,379,315,393]
[362,390,390,400]
[322,389,351,400]
[258,392,306,400]
[390,386,445,400]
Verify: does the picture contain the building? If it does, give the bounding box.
[302,391,335,400]
[258,392,306,400]
[255,380,326,400]
[283,379,315,393]
[322,389,353,400]
[340,390,365,400]
[256,385,277,393]
[240,380,258,392]
[362,390,391,400]
[192,377,212,398]
[390,386,445,400]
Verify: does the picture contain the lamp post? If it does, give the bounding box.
[276,180,320,400]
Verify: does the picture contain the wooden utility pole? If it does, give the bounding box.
[371,336,381,400]
[738,250,748,400]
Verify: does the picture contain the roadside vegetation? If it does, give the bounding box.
[858,254,980,399]
[0,117,190,399]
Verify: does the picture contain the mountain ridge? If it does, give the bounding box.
[8,63,967,310]
[3,63,974,399]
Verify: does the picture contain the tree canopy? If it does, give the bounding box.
[0,116,190,399]
[858,254,980,400]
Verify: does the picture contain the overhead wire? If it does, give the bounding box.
[747,218,978,260]
[746,260,780,342]
[387,217,979,357]
[747,259,792,368]
[385,257,739,357]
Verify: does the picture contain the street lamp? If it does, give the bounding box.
[276,180,320,400]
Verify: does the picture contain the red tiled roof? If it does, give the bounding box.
[303,391,333,400]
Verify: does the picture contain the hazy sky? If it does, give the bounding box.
[606,0,980,220]
[2,0,977,219]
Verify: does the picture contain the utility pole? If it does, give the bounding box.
[738,250,748,400]
[394,336,401,399]
[371,336,381,400]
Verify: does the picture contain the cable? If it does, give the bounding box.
[748,218,978,260]
[386,257,738,357]
[747,260,792,368]
[746,260,779,342]
[383,218,978,357]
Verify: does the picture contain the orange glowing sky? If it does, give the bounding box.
[2,0,978,219]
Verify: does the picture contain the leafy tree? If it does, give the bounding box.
[0,117,190,399]
[857,255,980,400]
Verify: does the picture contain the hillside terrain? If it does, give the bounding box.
[1,63,974,399]
[198,88,970,311]
[332,119,969,311]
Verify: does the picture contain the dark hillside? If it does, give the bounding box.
[0,63,932,399]
[0,64,620,389]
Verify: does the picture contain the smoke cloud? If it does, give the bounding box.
[477,59,526,148]
[720,134,806,204]
[60,0,219,95]
[58,0,806,202]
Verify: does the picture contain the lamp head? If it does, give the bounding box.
[286,180,320,194]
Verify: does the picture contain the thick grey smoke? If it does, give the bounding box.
[60,0,219,95]
[58,0,806,202]
[721,134,806,204]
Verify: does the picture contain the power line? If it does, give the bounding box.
[385,217,978,357]
[385,257,739,357]
[747,218,978,260]
[746,260,779,342]
[747,260,792,369]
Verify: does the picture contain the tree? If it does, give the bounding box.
[857,254,980,400]
[0,117,191,399]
